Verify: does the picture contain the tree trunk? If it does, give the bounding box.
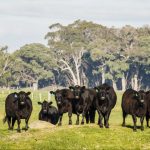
[131,74,138,90]
[33,81,38,91]
[133,74,138,91]
[131,76,134,89]
[112,80,117,91]
[101,67,105,84]
[74,57,81,86]
[59,59,78,85]
[121,75,126,91]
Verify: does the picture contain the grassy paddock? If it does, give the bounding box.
[0,89,150,149]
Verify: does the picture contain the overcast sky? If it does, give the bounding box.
[0,0,150,52]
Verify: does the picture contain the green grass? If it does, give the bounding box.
[0,90,150,149]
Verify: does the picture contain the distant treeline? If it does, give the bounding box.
[0,20,150,90]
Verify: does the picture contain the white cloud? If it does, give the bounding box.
[0,0,150,52]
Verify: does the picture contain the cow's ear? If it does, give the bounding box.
[134,92,139,97]
[38,102,42,105]
[82,86,86,90]
[106,87,110,91]
[94,87,99,93]
[69,86,74,91]
[49,101,53,105]
[146,91,150,95]
[26,92,31,95]
[81,86,86,93]
[14,92,18,98]
[50,91,55,95]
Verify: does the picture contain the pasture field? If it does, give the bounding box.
[0,89,150,150]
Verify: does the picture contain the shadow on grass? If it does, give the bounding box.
[123,124,143,130]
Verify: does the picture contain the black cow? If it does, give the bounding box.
[146,90,150,127]
[69,85,96,125]
[38,100,59,125]
[3,91,32,132]
[95,83,117,128]
[50,89,74,126]
[121,89,147,131]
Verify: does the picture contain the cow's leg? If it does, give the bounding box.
[104,110,111,128]
[97,109,103,128]
[76,113,80,125]
[68,105,72,125]
[122,110,127,127]
[146,115,149,128]
[140,116,144,131]
[58,113,63,126]
[132,115,137,132]
[17,117,21,132]
[81,112,85,125]
[89,109,95,123]
[25,115,30,131]
[12,118,16,130]
[7,116,12,130]
[81,106,88,125]
[85,112,89,124]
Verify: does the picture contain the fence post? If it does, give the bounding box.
[48,91,51,102]
[31,92,33,100]
[39,93,42,102]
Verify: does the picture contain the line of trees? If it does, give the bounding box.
[0,20,150,90]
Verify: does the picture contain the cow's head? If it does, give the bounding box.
[38,100,53,114]
[14,91,31,106]
[133,90,146,104]
[95,86,110,101]
[50,90,66,106]
[69,85,85,99]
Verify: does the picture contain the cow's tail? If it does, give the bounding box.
[3,116,7,124]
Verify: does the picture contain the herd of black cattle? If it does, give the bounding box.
[3,83,150,132]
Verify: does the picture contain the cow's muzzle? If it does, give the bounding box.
[20,101,25,105]
[101,97,105,100]
[75,96,79,99]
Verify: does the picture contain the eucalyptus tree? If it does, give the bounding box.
[0,46,12,78]
[45,20,98,86]
[12,43,55,88]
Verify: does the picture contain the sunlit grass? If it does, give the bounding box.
[0,89,150,149]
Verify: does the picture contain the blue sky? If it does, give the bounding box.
[0,0,150,52]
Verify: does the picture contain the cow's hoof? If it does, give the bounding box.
[58,123,62,126]
[122,123,125,127]
[17,129,21,133]
[76,121,79,125]
[81,121,84,125]
[105,125,109,128]
[99,124,103,128]
[25,127,28,131]
[133,129,137,132]
[141,127,144,131]
[8,127,13,130]
[68,122,72,125]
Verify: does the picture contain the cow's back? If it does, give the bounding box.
[5,93,17,117]
[122,89,147,116]
[48,106,59,125]
[108,86,117,109]
[121,89,134,113]
[146,91,150,115]
[5,93,32,119]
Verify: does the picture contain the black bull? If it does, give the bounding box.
[50,88,96,125]
[3,91,32,132]
[95,83,117,128]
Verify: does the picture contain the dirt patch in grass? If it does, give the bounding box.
[29,120,55,129]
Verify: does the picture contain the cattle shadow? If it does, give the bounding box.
[123,125,142,130]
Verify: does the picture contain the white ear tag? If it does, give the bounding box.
[14,94,18,98]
